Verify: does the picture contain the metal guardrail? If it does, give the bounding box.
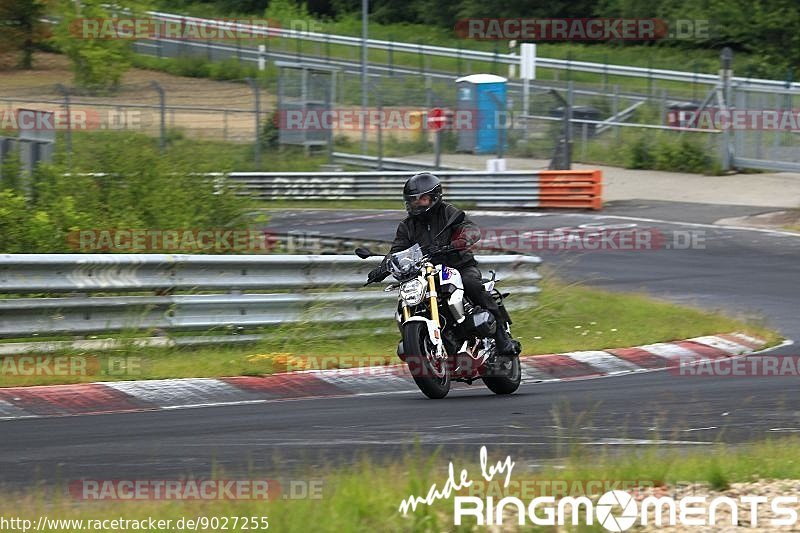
[730,157,800,173]
[134,39,687,106]
[0,254,541,339]
[331,152,468,171]
[265,231,394,256]
[0,254,384,293]
[224,169,603,209]
[142,10,800,91]
[521,113,725,133]
[226,171,543,202]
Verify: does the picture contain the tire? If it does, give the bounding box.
[402,322,450,399]
[483,355,521,395]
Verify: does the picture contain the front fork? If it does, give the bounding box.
[425,263,445,356]
[399,263,440,325]
[399,263,443,359]
[425,263,440,327]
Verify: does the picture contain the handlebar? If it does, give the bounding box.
[427,244,456,256]
[364,244,459,286]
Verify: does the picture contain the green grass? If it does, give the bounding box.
[134,32,721,101]
[521,275,778,354]
[0,276,779,387]
[63,130,328,173]
[780,210,800,232]
[4,436,800,531]
[263,34,727,96]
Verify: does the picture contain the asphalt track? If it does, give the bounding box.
[266,200,800,338]
[1,200,798,489]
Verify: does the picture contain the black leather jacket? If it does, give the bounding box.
[388,202,481,269]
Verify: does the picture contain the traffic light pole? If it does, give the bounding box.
[434,128,441,170]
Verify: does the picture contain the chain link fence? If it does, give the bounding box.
[3,53,798,174]
[0,78,269,143]
[732,86,800,172]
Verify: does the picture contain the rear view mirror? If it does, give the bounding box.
[354,247,373,259]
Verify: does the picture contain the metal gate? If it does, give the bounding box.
[731,85,800,172]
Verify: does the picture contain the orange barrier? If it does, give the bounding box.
[538,170,603,210]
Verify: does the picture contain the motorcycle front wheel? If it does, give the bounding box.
[402,322,450,399]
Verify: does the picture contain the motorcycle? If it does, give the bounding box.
[357,243,521,399]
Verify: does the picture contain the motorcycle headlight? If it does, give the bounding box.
[399,278,426,306]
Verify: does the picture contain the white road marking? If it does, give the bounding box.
[468,210,800,238]
[727,332,768,347]
[638,342,702,361]
[689,335,752,355]
[563,350,643,373]
[0,398,33,419]
[100,378,260,407]
[587,438,714,445]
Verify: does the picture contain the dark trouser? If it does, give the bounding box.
[458,264,519,356]
[458,265,503,323]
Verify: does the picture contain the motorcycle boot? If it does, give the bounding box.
[494,320,521,357]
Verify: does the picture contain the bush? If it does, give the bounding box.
[0,149,23,192]
[626,135,656,169]
[672,136,713,173]
[209,58,258,81]
[624,132,713,174]
[163,128,186,145]
[261,111,280,149]
[0,132,250,253]
[130,54,170,71]
[0,190,55,252]
[51,0,136,94]
[333,134,354,150]
[170,55,212,78]
[440,130,458,152]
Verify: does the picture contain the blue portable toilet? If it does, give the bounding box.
[455,74,508,154]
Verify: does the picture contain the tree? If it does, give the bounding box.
[0,0,50,69]
[51,0,149,93]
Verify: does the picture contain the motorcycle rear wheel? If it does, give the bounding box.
[483,355,521,395]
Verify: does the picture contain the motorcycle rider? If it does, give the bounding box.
[367,172,521,356]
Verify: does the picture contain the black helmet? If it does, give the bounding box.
[403,172,443,217]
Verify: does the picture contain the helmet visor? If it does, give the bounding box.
[404,193,434,215]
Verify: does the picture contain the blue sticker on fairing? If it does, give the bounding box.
[441,267,451,280]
